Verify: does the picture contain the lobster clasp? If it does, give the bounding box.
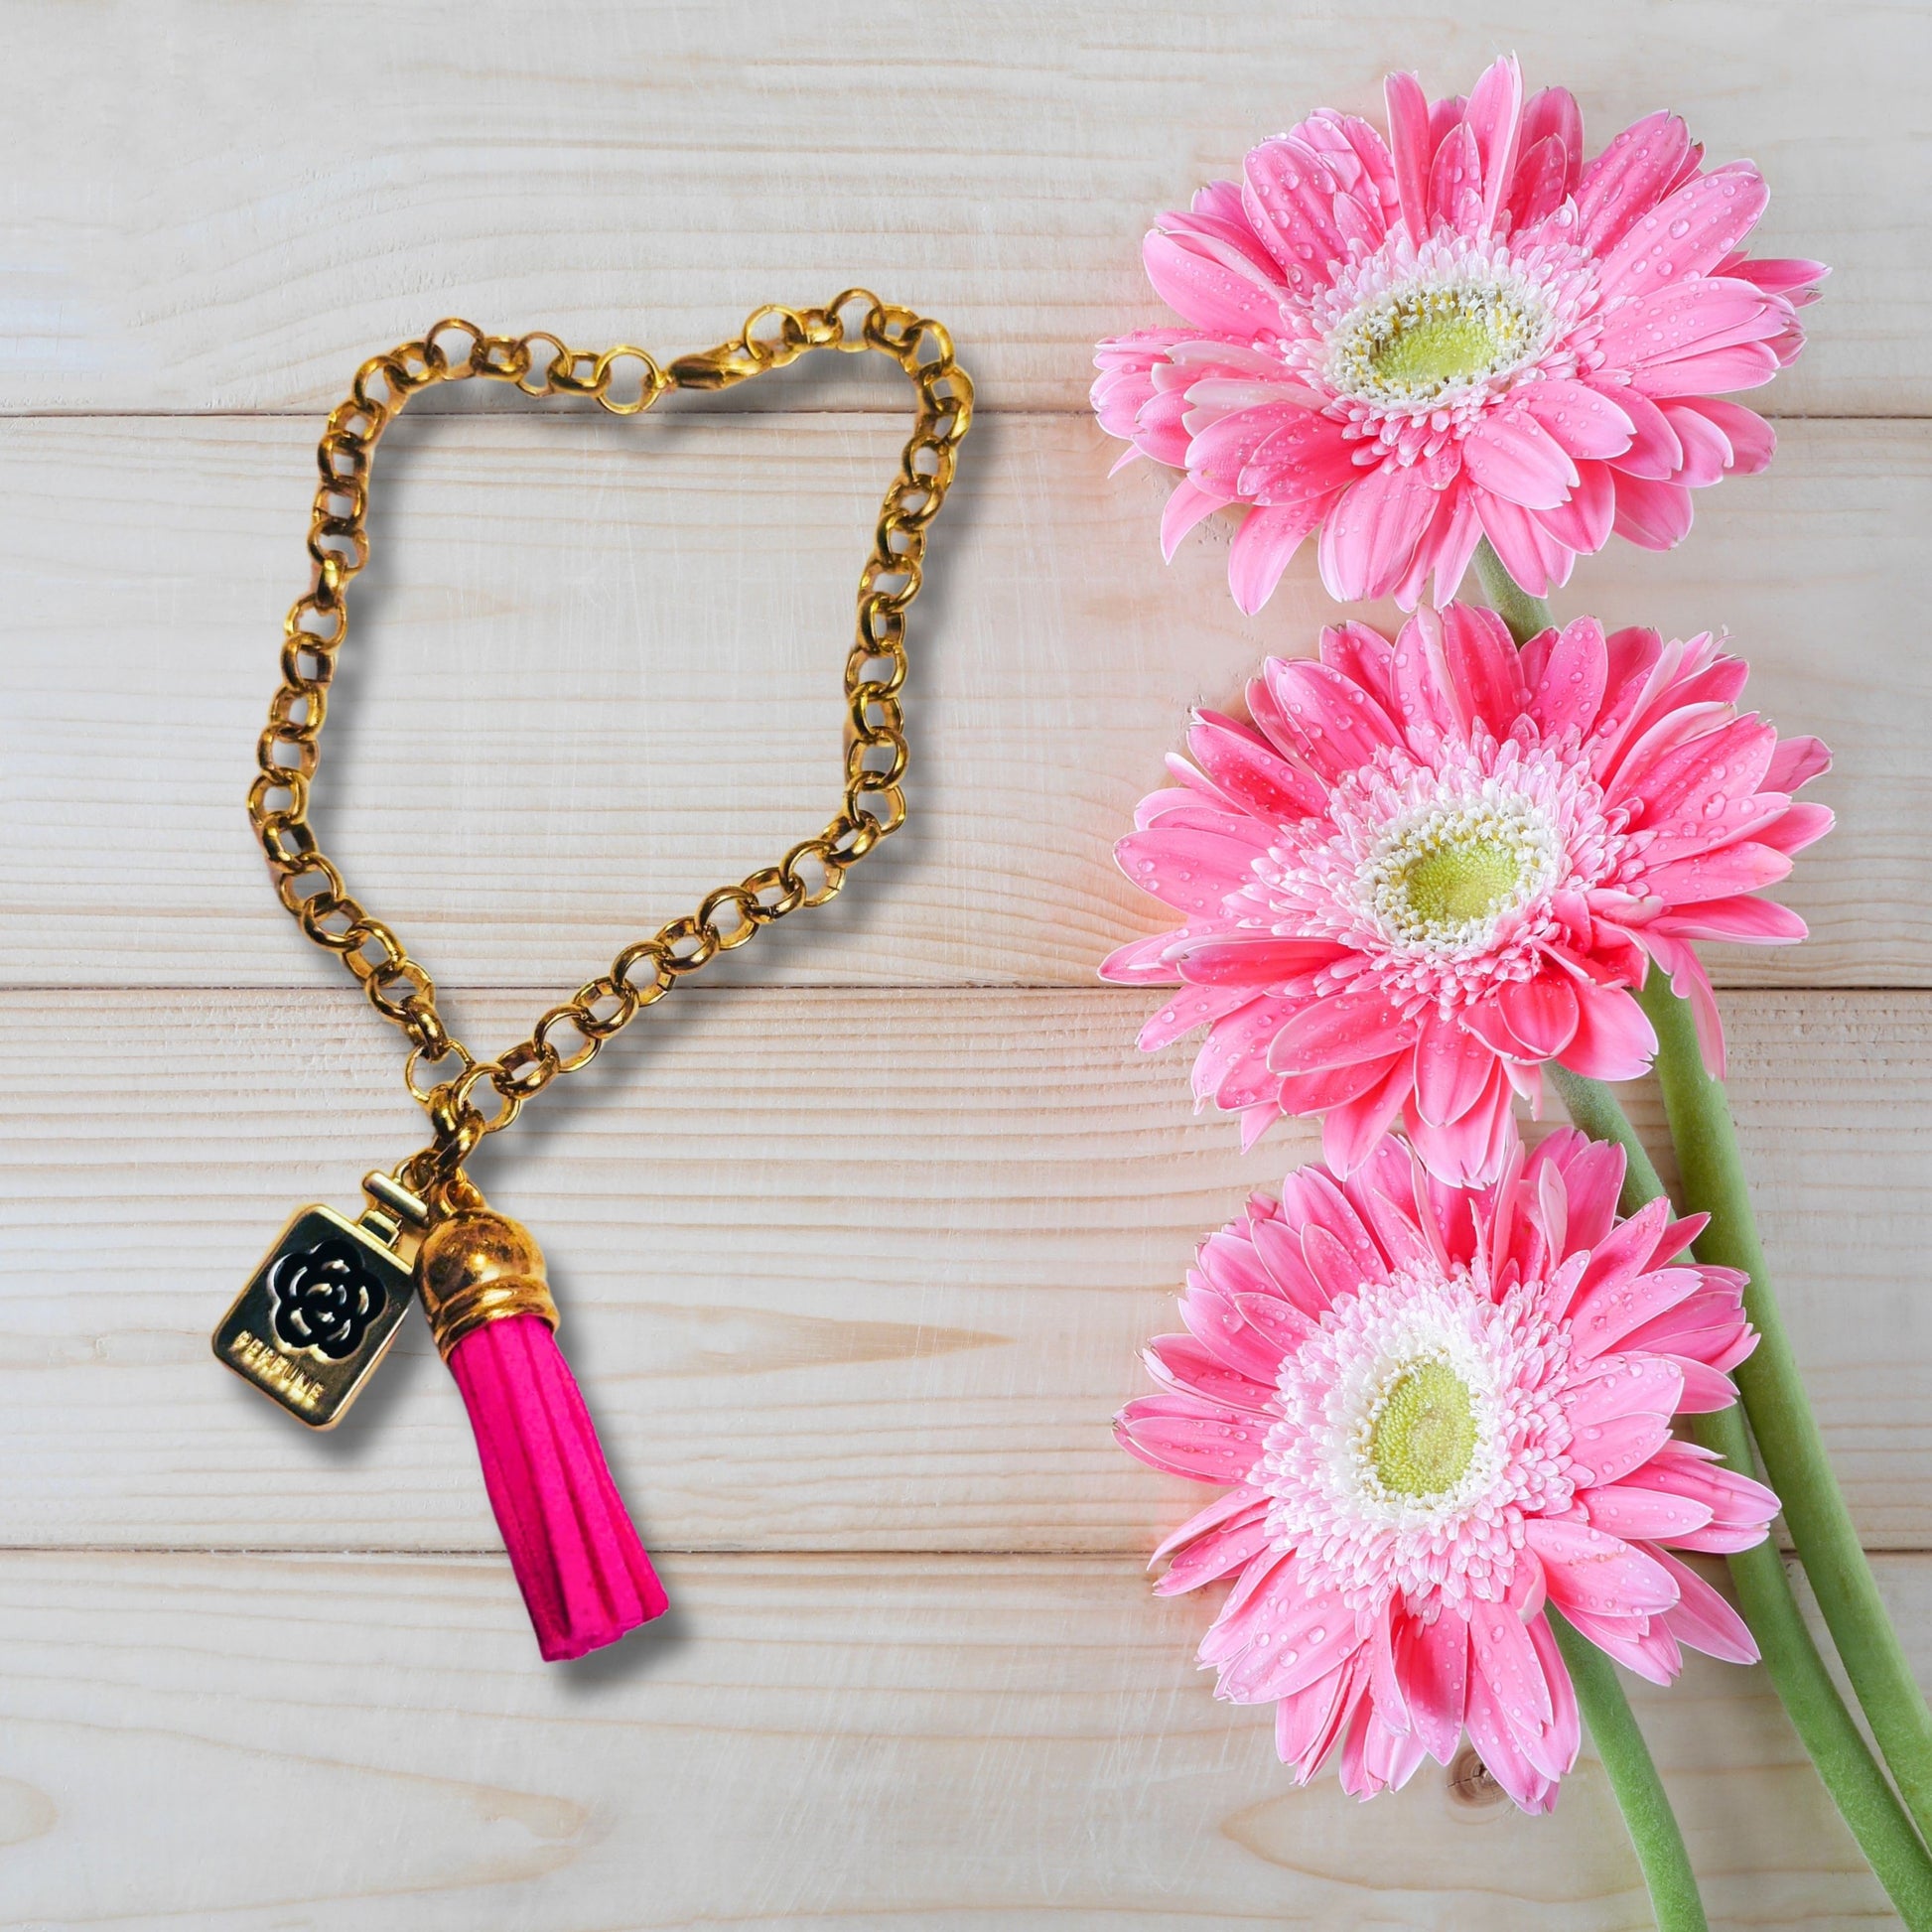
[667,342,768,391]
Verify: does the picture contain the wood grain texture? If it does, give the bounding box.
[4,985,1926,1552]
[4,414,1928,992]
[0,1,1917,417]
[0,1547,1916,1931]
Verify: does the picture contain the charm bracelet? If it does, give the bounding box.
[213,296,971,1658]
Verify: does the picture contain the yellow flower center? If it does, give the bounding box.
[1368,1357,1478,1499]
[1394,836,1531,932]
[1329,281,1548,409]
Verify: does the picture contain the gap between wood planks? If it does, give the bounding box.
[11,980,1932,995]
[0,406,1904,420]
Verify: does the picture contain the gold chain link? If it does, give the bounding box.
[247,293,972,1193]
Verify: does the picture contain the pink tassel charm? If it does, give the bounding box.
[417,1193,668,1660]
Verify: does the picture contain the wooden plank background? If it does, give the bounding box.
[3,4,1928,1926]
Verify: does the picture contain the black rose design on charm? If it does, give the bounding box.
[268,1237,388,1360]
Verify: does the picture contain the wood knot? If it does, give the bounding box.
[1447,1743,1506,1810]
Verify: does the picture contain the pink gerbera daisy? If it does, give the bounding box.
[1102,604,1831,1182]
[1117,1130,1777,1810]
[1093,56,1826,613]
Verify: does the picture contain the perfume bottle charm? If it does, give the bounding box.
[212,1171,432,1428]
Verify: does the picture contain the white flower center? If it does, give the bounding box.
[1358,790,1562,953]
[1240,738,1625,1016]
[1257,1264,1576,1611]
[1312,1286,1509,1532]
[1325,276,1551,410]
[1286,225,1599,453]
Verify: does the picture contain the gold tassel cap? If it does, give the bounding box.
[416,1206,560,1360]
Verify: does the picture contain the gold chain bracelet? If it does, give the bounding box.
[248,292,969,1193]
[218,294,972,1430]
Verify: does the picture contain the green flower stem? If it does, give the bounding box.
[1636,972,1932,1843]
[1471,538,1555,645]
[1549,1609,1709,1932]
[1551,1063,1932,1927]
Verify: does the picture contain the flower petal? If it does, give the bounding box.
[1755,799,1834,856]
[1585,1481,1714,1541]
[1470,1591,1553,1730]
[1498,974,1581,1060]
[1414,1009,1500,1126]
[1473,486,1575,595]
[1247,1217,1332,1320]
[1654,895,1806,944]
[1189,708,1326,818]
[1160,479,1230,561]
[1383,69,1434,244]
[1172,934,1350,987]
[1462,409,1580,510]
[1439,602,1527,738]
[1557,979,1657,1082]
[1766,734,1832,793]
[1570,1410,1677,1485]
[1560,1604,1681,1685]
[1195,995,1303,1109]
[1403,1060,1514,1185]
[1150,1482,1268,1567]
[1657,401,1733,487]
[1611,472,1695,551]
[1242,136,1350,295]
[1561,1352,1685,1428]
[1643,843,1793,905]
[1520,1614,1583,1784]
[1462,1659,1556,1812]
[1321,1057,1413,1177]
[1115,824,1268,918]
[1142,1331,1278,1416]
[1575,1262,1702,1364]
[1532,459,1616,555]
[1318,462,1441,603]
[1397,1608,1468,1763]
[1596,164,1769,304]
[1674,397,1776,475]
[1523,616,1609,739]
[1428,121,1484,236]
[1631,340,1781,398]
[1179,1275,1291,1385]
[1155,1508,1280,1596]
[1276,1656,1365,1776]
[1463,55,1525,230]
[1099,930,1183,987]
[1521,379,1635,461]
[1144,229,1285,338]
[1262,656,1408,777]
[1136,981,1252,1053]
[1652,1548,1759,1664]
[1574,111,1693,252]
[1268,989,1416,1075]
[1525,1517,1679,1616]
[1226,500,1324,615]
[1115,1394,1265,1483]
